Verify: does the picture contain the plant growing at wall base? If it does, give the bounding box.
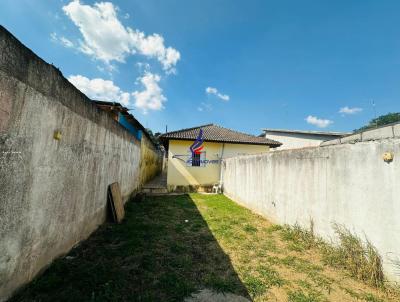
[320,224,384,288]
[280,222,385,288]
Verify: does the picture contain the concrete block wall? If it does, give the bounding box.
[223,125,400,282]
[320,123,400,146]
[0,26,149,300]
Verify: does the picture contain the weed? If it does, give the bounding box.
[309,274,333,294]
[288,242,307,252]
[256,266,285,287]
[266,224,283,233]
[343,287,384,302]
[287,289,326,302]
[262,239,278,253]
[279,256,323,275]
[296,280,313,290]
[321,224,384,287]
[244,275,268,297]
[280,223,315,251]
[265,255,281,265]
[243,224,258,234]
[281,222,385,288]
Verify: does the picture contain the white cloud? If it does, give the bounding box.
[50,32,75,48]
[197,102,212,112]
[132,72,166,113]
[68,73,166,113]
[305,115,333,128]
[67,75,130,106]
[60,37,74,48]
[205,86,230,101]
[62,1,180,72]
[206,87,217,94]
[339,106,363,115]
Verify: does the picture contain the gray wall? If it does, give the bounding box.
[0,27,143,300]
[223,124,400,281]
[264,131,342,150]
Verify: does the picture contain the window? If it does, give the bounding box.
[186,152,206,167]
[192,153,201,166]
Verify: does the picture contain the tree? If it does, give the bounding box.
[355,112,400,132]
[145,128,161,148]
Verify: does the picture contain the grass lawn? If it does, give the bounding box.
[10,194,400,302]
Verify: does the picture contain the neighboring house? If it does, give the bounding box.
[260,128,351,150]
[160,124,281,189]
[94,100,144,141]
[94,100,163,183]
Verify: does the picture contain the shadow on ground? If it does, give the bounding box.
[10,194,251,302]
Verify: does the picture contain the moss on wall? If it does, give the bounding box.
[140,135,163,185]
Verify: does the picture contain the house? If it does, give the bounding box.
[93,100,145,142]
[93,100,163,183]
[260,128,351,150]
[159,124,281,190]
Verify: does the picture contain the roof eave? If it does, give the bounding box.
[261,128,351,136]
[159,136,281,147]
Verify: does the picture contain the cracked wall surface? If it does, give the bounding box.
[0,26,144,300]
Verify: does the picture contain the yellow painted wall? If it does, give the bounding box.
[167,140,269,186]
[140,135,163,185]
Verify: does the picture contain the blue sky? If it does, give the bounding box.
[1,0,399,135]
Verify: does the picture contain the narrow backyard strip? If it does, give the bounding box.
[10,194,400,302]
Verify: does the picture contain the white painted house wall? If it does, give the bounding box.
[263,130,348,150]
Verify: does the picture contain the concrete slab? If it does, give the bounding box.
[142,172,167,189]
[362,126,394,141]
[320,138,341,146]
[393,123,400,138]
[340,134,362,144]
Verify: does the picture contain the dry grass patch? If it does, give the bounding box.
[191,195,400,301]
[10,194,400,302]
[320,224,384,287]
[280,222,386,288]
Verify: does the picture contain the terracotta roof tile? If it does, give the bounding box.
[160,124,281,146]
